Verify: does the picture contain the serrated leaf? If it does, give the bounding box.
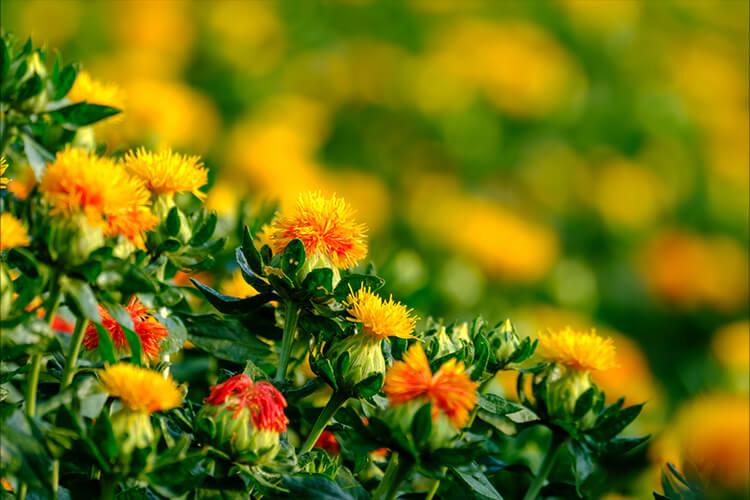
[241,226,264,274]
[190,211,217,246]
[573,387,596,419]
[16,74,42,101]
[303,268,334,296]
[166,207,181,237]
[478,394,525,416]
[191,278,276,315]
[334,274,385,301]
[449,465,504,500]
[590,403,644,442]
[47,102,121,127]
[235,248,273,293]
[53,62,79,100]
[354,372,383,399]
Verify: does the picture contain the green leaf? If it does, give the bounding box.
[62,278,101,322]
[568,440,594,496]
[303,268,334,296]
[235,248,273,293]
[243,359,269,381]
[411,403,432,448]
[22,133,54,180]
[156,314,188,356]
[122,325,143,366]
[6,247,40,278]
[190,211,217,246]
[0,38,8,82]
[335,350,350,378]
[159,237,182,253]
[573,388,596,419]
[93,408,117,462]
[590,403,644,441]
[298,313,342,344]
[449,465,504,500]
[16,74,42,101]
[279,475,352,500]
[166,207,181,237]
[282,238,306,277]
[53,62,79,100]
[353,372,383,399]
[314,358,338,391]
[183,314,274,365]
[190,278,276,314]
[241,226,264,274]
[603,435,650,455]
[47,102,121,127]
[334,274,385,301]
[477,394,525,416]
[95,323,117,364]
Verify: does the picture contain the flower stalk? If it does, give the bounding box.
[275,300,299,380]
[299,391,349,454]
[60,317,89,389]
[373,452,413,500]
[522,432,566,500]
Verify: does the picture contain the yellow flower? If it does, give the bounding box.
[384,343,478,429]
[0,156,8,189]
[67,70,124,109]
[712,320,749,372]
[40,149,150,223]
[346,288,417,340]
[0,213,31,251]
[99,363,182,414]
[538,327,617,372]
[268,191,367,269]
[123,148,207,200]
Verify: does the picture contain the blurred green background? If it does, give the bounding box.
[2,0,748,494]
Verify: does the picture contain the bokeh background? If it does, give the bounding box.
[2,0,748,496]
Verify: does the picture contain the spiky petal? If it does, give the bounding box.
[538,327,617,372]
[84,297,169,361]
[268,191,367,269]
[123,147,207,200]
[205,374,288,432]
[0,213,30,251]
[384,343,478,429]
[98,363,182,414]
[346,287,418,340]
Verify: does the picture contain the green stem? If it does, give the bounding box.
[373,452,413,500]
[425,473,441,500]
[275,300,299,380]
[60,317,89,389]
[522,432,566,500]
[100,476,117,500]
[16,482,27,500]
[24,353,43,418]
[299,391,348,454]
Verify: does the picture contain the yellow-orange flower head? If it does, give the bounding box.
[268,192,368,269]
[99,363,182,414]
[0,213,31,251]
[346,287,418,340]
[67,70,124,109]
[539,327,617,372]
[0,156,8,189]
[40,149,150,223]
[384,343,478,429]
[123,148,208,200]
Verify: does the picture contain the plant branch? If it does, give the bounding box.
[60,316,89,389]
[299,391,349,454]
[275,300,299,380]
[522,431,566,500]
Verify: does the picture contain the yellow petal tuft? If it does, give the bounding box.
[99,363,182,414]
[123,147,208,200]
[538,327,617,372]
[345,287,417,340]
[0,213,31,251]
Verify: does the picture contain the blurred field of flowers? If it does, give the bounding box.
[2,0,747,495]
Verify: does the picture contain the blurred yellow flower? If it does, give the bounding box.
[592,333,660,405]
[407,175,558,283]
[712,320,749,373]
[0,213,30,252]
[220,269,259,298]
[67,71,124,109]
[640,230,749,312]
[594,157,666,230]
[99,363,182,415]
[420,20,586,117]
[538,327,617,372]
[123,148,207,200]
[655,394,750,491]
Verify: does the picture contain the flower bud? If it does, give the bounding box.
[490,319,521,367]
[110,410,155,457]
[538,366,598,429]
[327,334,386,391]
[48,213,105,267]
[196,375,288,464]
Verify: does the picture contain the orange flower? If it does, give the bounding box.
[84,297,169,361]
[268,191,367,269]
[384,343,478,429]
[104,207,159,250]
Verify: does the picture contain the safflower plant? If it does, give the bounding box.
[0,35,652,500]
